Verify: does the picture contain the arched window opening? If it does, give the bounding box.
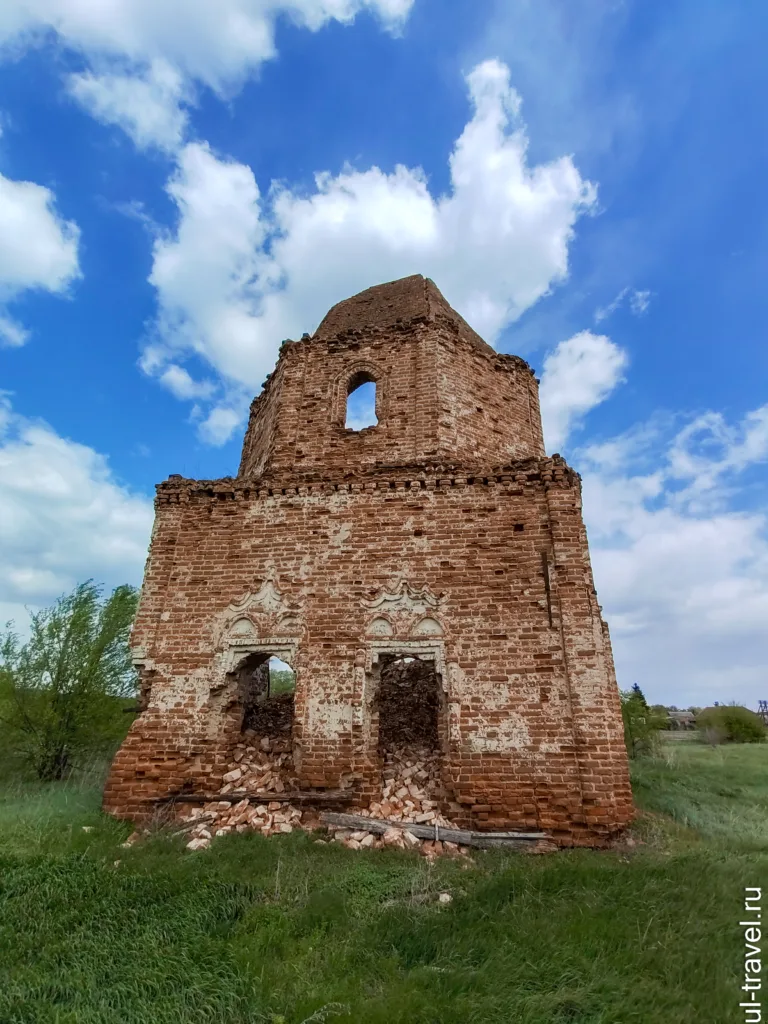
[225,653,298,795]
[345,373,378,430]
[375,654,445,811]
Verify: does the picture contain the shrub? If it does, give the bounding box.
[0,581,138,780]
[620,689,668,758]
[631,683,649,706]
[696,706,766,744]
[650,704,671,726]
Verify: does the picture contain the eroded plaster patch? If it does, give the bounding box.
[469,713,531,752]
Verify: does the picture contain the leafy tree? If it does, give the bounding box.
[0,581,138,780]
[696,706,766,745]
[631,683,649,707]
[269,669,296,696]
[650,704,671,726]
[620,688,667,758]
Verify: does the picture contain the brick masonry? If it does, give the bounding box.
[103,275,634,846]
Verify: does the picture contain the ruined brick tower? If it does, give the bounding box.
[104,275,633,845]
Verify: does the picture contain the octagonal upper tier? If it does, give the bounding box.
[238,275,545,478]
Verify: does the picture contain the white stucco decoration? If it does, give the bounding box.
[367,616,394,636]
[230,617,256,636]
[229,576,284,616]
[217,571,301,650]
[131,645,153,670]
[219,639,299,674]
[366,639,447,687]
[412,616,443,636]
[361,580,441,617]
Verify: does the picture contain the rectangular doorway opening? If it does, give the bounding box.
[223,652,298,796]
[375,654,446,816]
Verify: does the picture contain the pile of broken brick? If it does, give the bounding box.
[182,740,471,860]
[220,733,298,796]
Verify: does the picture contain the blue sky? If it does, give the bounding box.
[1,0,767,709]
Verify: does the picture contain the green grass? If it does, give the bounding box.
[0,738,766,1023]
[631,738,768,847]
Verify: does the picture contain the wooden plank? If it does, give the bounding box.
[320,812,549,848]
[168,813,217,836]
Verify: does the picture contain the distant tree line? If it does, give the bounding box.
[621,683,765,757]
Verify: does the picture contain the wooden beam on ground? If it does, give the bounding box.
[320,812,550,849]
[167,813,217,836]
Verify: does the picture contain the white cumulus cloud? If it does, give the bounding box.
[0,169,80,346]
[0,395,154,632]
[67,59,189,152]
[533,329,768,708]
[579,406,768,708]
[197,404,249,446]
[158,364,215,400]
[142,60,597,442]
[0,314,29,347]
[145,141,270,391]
[667,407,768,498]
[0,0,413,90]
[0,0,415,151]
[539,330,628,452]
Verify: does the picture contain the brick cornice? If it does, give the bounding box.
[155,454,580,505]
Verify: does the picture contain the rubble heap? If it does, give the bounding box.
[326,744,468,859]
[182,737,468,858]
[219,728,297,796]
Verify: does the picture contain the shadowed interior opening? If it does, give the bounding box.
[233,653,295,738]
[377,655,440,755]
[375,654,445,812]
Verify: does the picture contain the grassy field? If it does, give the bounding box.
[0,738,766,1024]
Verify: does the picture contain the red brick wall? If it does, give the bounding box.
[104,276,633,845]
[238,277,545,479]
[105,462,632,843]
[433,333,544,464]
